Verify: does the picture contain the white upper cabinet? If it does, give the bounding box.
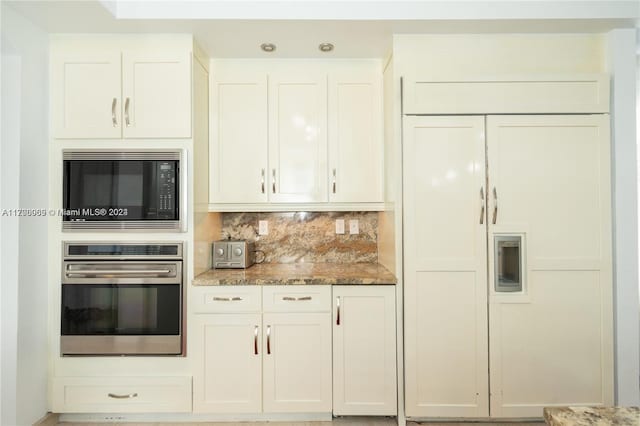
[121,49,192,138]
[51,36,193,139]
[403,74,609,115]
[52,50,122,139]
[328,68,383,203]
[208,60,384,210]
[268,71,328,203]
[210,70,268,203]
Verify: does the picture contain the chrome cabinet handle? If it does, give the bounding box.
[124,97,131,127]
[332,168,337,194]
[108,393,138,399]
[213,296,242,302]
[254,325,259,355]
[336,297,340,325]
[492,187,498,225]
[266,325,271,354]
[261,169,265,194]
[272,169,276,194]
[282,296,312,301]
[111,98,117,127]
[480,187,485,225]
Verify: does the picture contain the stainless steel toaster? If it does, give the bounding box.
[212,240,256,269]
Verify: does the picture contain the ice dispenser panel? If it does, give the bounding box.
[494,235,523,292]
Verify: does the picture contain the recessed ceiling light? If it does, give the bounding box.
[319,43,334,52]
[260,43,276,53]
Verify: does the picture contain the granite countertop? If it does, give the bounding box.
[544,406,640,426]
[193,263,397,286]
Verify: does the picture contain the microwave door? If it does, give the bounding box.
[111,160,147,220]
[65,161,122,219]
[66,160,150,221]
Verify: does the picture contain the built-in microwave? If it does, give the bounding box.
[62,150,184,231]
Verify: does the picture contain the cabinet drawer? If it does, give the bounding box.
[192,286,261,313]
[51,376,191,413]
[262,285,331,312]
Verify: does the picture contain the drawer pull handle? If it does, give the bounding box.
[108,392,138,399]
[336,296,340,325]
[282,296,312,301]
[213,296,243,302]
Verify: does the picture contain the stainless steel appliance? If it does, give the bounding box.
[62,150,184,231]
[213,240,256,269]
[61,242,184,356]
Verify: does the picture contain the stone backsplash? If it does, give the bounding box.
[220,212,378,263]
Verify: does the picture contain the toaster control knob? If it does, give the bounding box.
[233,247,243,256]
[216,248,224,256]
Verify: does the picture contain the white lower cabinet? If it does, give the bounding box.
[51,376,192,413]
[192,313,263,413]
[262,312,332,413]
[192,285,332,414]
[332,286,397,415]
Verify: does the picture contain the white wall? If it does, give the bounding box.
[1,3,50,425]
[1,52,22,426]
[608,28,640,406]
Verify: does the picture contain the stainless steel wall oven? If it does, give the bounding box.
[61,242,184,356]
[62,150,184,231]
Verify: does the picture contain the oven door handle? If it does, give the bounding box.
[67,269,172,275]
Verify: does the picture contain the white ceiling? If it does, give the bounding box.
[5,0,639,58]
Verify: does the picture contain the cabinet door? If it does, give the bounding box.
[328,70,383,203]
[403,116,489,418]
[51,51,122,139]
[332,286,397,415]
[210,71,268,203]
[268,72,328,203]
[192,314,262,413]
[487,115,613,417]
[262,312,332,413]
[122,50,191,138]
